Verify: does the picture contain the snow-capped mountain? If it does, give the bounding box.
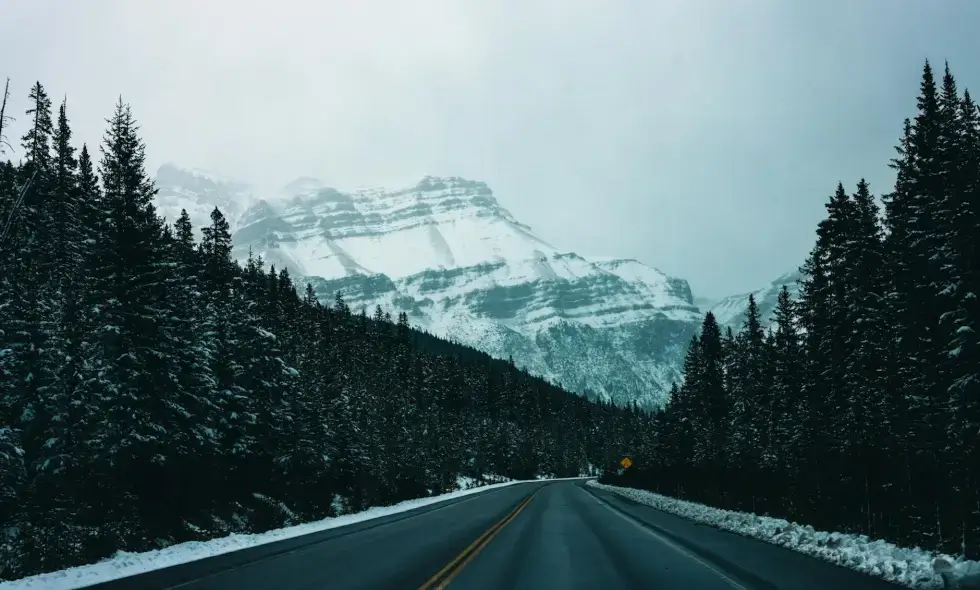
[707,270,802,333]
[154,166,703,408]
[155,163,258,234]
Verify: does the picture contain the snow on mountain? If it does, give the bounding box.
[154,163,258,234]
[707,270,802,332]
[153,166,703,408]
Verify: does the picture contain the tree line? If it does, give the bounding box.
[606,60,980,560]
[0,81,643,581]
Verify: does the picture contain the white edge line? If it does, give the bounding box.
[584,489,751,590]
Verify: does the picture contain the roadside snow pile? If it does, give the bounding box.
[3,476,596,590]
[456,474,512,490]
[1,478,526,590]
[587,481,980,589]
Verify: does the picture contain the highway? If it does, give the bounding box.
[90,480,903,589]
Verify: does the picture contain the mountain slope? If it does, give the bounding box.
[154,166,702,407]
[708,270,802,332]
[155,163,257,233]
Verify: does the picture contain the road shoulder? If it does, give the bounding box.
[581,483,904,590]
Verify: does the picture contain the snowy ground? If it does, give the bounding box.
[1,476,592,590]
[588,480,980,589]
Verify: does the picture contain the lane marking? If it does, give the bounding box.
[434,491,537,589]
[418,496,531,589]
[582,488,751,590]
[419,488,542,589]
[164,484,532,589]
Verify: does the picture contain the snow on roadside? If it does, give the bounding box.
[587,481,980,589]
[0,476,588,590]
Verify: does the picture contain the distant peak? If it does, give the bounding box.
[770,270,803,286]
[281,176,327,193]
[156,163,247,187]
[414,176,490,193]
[592,257,666,275]
[592,256,639,265]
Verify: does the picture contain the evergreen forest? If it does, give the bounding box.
[606,60,980,561]
[0,80,640,580]
[2,57,978,582]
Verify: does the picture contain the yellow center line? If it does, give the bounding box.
[419,488,540,589]
[418,497,529,588]
[434,496,533,589]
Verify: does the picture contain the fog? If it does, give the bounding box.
[2,0,979,298]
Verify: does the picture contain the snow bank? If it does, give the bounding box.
[1,476,593,590]
[587,481,980,589]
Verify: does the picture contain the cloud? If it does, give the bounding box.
[2,0,979,297]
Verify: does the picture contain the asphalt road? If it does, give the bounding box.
[91,480,904,590]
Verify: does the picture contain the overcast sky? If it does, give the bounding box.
[2,0,979,298]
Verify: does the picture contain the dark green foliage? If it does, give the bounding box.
[605,60,980,560]
[0,85,639,581]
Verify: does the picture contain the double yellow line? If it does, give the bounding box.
[418,490,539,589]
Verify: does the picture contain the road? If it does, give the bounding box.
[91,480,903,590]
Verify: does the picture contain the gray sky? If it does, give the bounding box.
[2,0,979,299]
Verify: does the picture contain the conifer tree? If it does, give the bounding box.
[200,213,254,470]
[50,99,79,275]
[75,145,101,255]
[884,61,953,546]
[695,312,727,504]
[942,87,980,558]
[79,98,183,550]
[168,210,220,469]
[7,82,58,482]
[770,286,803,503]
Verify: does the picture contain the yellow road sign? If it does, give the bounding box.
[620,456,632,469]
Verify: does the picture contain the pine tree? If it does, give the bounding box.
[78,98,182,552]
[943,87,980,559]
[237,282,295,526]
[166,210,222,529]
[725,295,772,511]
[200,212,254,478]
[0,159,26,580]
[796,192,837,527]
[0,131,28,571]
[334,291,349,316]
[14,81,55,280]
[397,311,410,342]
[7,82,59,491]
[694,312,727,505]
[23,97,103,572]
[49,103,86,409]
[770,286,803,511]
[881,61,953,547]
[672,334,700,481]
[75,145,101,256]
[283,285,335,519]
[929,67,980,557]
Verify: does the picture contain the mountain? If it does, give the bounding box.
[155,163,258,233]
[707,270,802,332]
[154,166,702,408]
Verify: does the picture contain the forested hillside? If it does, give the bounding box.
[0,81,641,581]
[606,60,980,560]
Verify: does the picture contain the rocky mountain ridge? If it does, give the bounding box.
[153,164,797,407]
[706,270,803,333]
